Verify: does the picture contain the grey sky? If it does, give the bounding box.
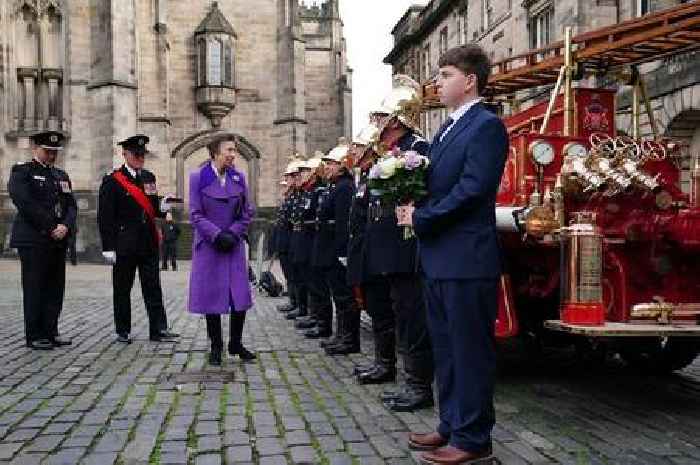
[336,0,425,134]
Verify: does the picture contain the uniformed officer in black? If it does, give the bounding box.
[285,161,310,320]
[366,82,435,412]
[8,131,77,350]
[298,156,335,338]
[346,125,398,384]
[161,212,180,271]
[274,170,297,313]
[311,140,357,354]
[97,135,179,343]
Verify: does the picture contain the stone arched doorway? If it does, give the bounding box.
[663,109,700,194]
[171,129,261,208]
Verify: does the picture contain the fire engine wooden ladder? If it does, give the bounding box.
[487,2,700,96]
[422,2,700,106]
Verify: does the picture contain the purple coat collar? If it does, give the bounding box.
[199,163,244,195]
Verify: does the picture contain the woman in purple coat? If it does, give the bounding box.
[188,135,255,366]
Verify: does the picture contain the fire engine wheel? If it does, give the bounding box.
[618,338,700,374]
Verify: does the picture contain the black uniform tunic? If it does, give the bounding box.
[365,132,435,392]
[8,159,77,343]
[98,166,169,338]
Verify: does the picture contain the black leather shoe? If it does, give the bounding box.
[353,363,376,376]
[357,366,396,385]
[385,390,434,412]
[116,334,132,344]
[319,336,339,348]
[51,336,72,347]
[209,351,222,366]
[285,309,306,320]
[159,330,180,338]
[229,345,256,361]
[381,388,404,402]
[295,318,317,329]
[304,327,332,339]
[277,303,295,313]
[324,343,360,356]
[27,339,54,350]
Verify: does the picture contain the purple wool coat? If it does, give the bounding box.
[188,164,254,314]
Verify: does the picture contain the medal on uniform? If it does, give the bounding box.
[144,182,157,195]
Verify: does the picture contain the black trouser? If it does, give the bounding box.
[162,242,177,270]
[206,311,247,353]
[306,266,333,329]
[113,253,168,338]
[290,261,309,313]
[322,260,357,345]
[18,246,66,343]
[363,278,396,369]
[279,253,296,307]
[389,273,434,391]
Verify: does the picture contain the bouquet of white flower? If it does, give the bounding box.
[367,147,430,239]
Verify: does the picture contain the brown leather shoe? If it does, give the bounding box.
[408,432,448,451]
[420,445,493,464]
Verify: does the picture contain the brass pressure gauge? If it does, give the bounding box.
[529,140,555,166]
[563,142,588,159]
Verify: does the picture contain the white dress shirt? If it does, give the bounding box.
[439,97,483,143]
[124,164,138,179]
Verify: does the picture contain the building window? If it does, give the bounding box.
[529,5,554,49]
[422,44,431,82]
[14,2,65,133]
[637,0,650,16]
[482,0,492,31]
[439,27,448,57]
[207,39,222,85]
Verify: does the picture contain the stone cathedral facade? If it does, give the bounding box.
[0,0,352,258]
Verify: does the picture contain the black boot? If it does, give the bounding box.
[358,324,396,384]
[277,302,295,313]
[357,365,396,384]
[285,308,305,320]
[295,316,317,329]
[320,336,339,348]
[304,325,332,339]
[353,363,377,376]
[228,312,256,362]
[325,301,360,355]
[209,350,222,366]
[385,386,434,412]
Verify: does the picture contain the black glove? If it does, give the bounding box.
[213,231,236,252]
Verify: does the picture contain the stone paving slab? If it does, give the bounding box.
[0,260,699,465]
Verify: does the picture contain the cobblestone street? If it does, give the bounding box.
[0,260,699,465]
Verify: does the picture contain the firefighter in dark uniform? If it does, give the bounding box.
[285,158,311,321]
[275,167,297,313]
[366,80,435,411]
[8,131,76,350]
[295,156,333,335]
[347,124,398,384]
[97,135,180,343]
[161,212,180,271]
[312,140,357,355]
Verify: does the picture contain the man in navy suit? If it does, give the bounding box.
[397,44,508,463]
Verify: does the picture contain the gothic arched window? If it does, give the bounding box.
[13,1,65,133]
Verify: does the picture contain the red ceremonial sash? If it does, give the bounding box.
[113,171,162,247]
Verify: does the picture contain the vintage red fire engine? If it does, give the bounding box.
[424,3,700,372]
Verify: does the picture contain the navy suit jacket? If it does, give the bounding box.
[414,102,508,280]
